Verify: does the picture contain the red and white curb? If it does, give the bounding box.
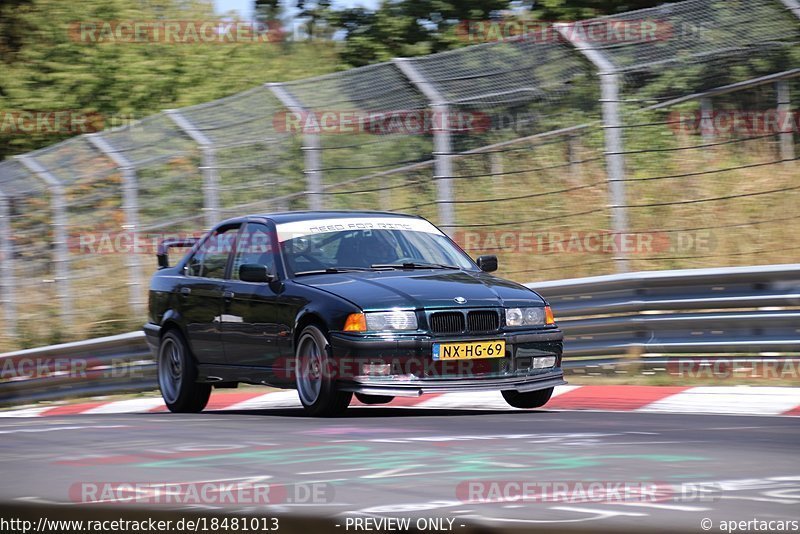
[2,385,800,418]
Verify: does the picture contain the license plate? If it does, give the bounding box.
[432,340,505,361]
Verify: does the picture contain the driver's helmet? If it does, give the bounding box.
[359,232,396,265]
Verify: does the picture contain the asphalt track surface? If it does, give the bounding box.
[0,407,798,533]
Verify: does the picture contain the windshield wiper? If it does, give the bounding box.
[371,262,460,270]
[294,267,373,276]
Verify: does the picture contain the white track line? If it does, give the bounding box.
[637,386,800,415]
[0,406,53,418]
[415,386,582,410]
[81,398,167,414]
[221,391,302,411]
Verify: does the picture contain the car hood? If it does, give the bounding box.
[294,269,545,310]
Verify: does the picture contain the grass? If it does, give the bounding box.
[1,124,798,352]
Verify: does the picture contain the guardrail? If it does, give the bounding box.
[0,332,153,406]
[528,263,800,357]
[2,263,799,406]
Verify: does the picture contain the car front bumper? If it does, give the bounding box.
[339,372,566,397]
[329,328,565,397]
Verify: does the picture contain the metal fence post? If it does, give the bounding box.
[700,97,715,145]
[266,83,323,210]
[601,72,631,273]
[0,188,16,339]
[86,135,145,317]
[393,58,455,233]
[776,81,796,161]
[567,134,582,183]
[16,155,74,328]
[490,151,503,178]
[778,0,800,19]
[556,23,629,272]
[165,110,220,228]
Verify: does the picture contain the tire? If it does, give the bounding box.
[354,393,394,405]
[157,330,211,413]
[295,325,352,416]
[501,387,554,409]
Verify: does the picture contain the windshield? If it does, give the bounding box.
[276,218,476,276]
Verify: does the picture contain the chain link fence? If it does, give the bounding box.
[0,0,798,349]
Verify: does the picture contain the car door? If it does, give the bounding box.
[178,223,239,365]
[221,222,285,368]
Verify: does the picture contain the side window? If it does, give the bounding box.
[186,225,239,279]
[232,223,275,280]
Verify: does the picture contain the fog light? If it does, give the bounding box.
[361,363,391,376]
[532,356,556,369]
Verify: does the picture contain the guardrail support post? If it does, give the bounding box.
[166,110,220,229]
[266,83,324,211]
[776,81,796,161]
[0,189,16,339]
[393,59,455,233]
[16,155,73,329]
[556,23,629,272]
[87,135,145,318]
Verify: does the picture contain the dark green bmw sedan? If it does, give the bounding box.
[144,211,565,416]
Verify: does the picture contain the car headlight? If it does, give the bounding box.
[505,306,553,327]
[365,310,418,331]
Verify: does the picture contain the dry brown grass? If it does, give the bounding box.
[1,133,797,352]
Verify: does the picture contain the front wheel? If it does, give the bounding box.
[295,325,352,416]
[501,387,553,409]
[157,330,211,413]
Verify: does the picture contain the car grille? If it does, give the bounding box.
[467,310,500,333]
[429,312,465,334]
[429,309,500,335]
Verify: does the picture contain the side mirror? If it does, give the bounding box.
[476,255,498,273]
[156,237,198,270]
[239,263,275,283]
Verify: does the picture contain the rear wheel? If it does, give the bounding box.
[501,387,553,409]
[354,393,394,405]
[157,330,211,413]
[295,325,352,416]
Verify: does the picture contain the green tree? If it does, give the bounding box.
[326,0,680,67]
[297,0,336,40]
[519,0,675,19]
[0,0,341,160]
[330,0,508,66]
